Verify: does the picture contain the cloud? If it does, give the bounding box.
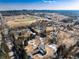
[42,0,56,3]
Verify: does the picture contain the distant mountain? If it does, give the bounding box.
[0,10,79,17]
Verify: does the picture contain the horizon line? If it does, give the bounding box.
[1,9,79,11]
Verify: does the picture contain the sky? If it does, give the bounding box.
[0,0,79,10]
